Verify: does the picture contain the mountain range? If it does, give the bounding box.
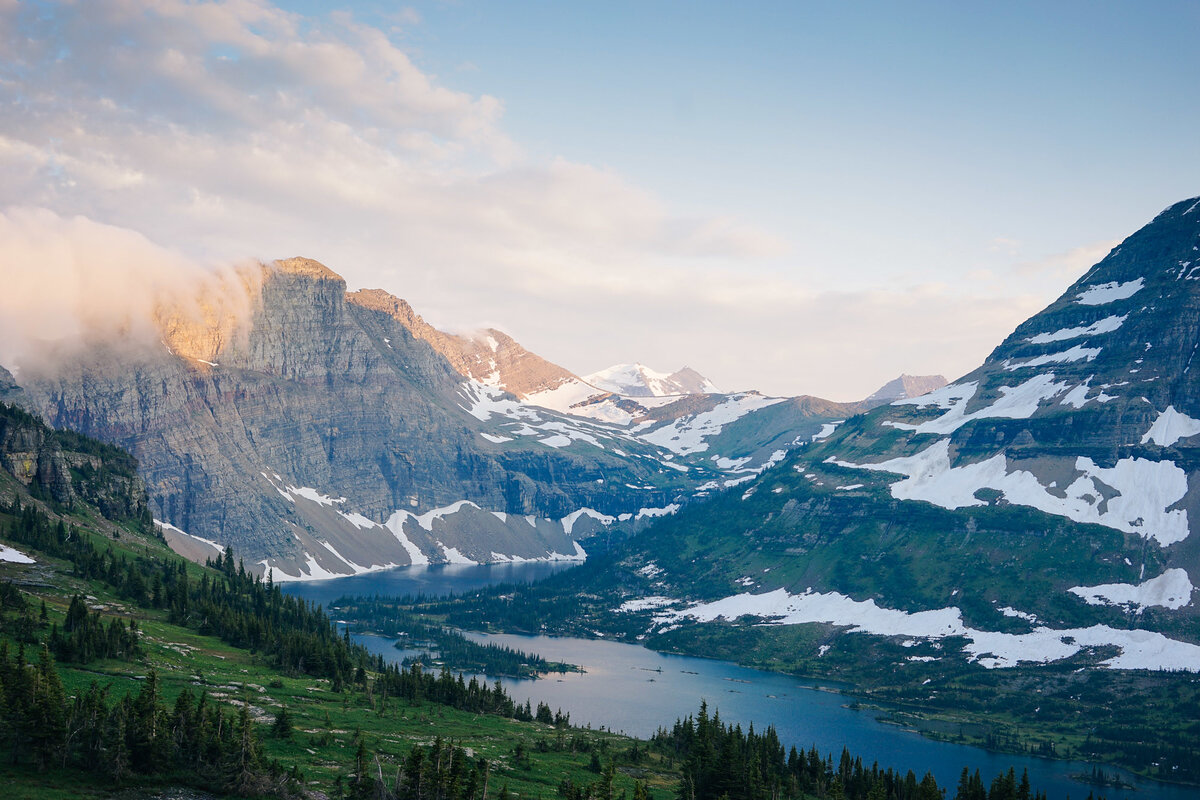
[2,256,937,581]
[557,195,1200,677]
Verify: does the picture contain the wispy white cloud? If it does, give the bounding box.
[0,1,1104,399]
[1014,239,1122,283]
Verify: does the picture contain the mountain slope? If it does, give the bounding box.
[15,259,688,578]
[584,363,720,397]
[538,197,1200,673]
[862,373,948,406]
[347,287,582,399]
[9,258,854,580]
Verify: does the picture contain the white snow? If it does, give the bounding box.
[640,393,785,455]
[891,383,973,410]
[411,500,479,531]
[1059,379,1116,409]
[831,439,1191,546]
[1005,345,1102,370]
[273,554,348,582]
[811,421,844,441]
[439,545,476,565]
[1026,314,1127,344]
[882,374,1067,435]
[836,484,864,491]
[289,486,340,506]
[383,511,431,566]
[525,379,634,425]
[561,507,617,535]
[617,596,676,613]
[712,455,752,470]
[156,519,225,556]
[1141,405,1200,447]
[636,563,665,581]
[538,434,573,448]
[0,543,35,564]
[1069,568,1194,613]
[998,606,1038,622]
[1076,278,1144,306]
[636,504,680,520]
[338,511,377,530]
[656,587,1200,671]
[480,432,513,443]
[584,363,720,397]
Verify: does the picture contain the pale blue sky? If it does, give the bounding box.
[1,1,1197,398]
[284,0,1200,274]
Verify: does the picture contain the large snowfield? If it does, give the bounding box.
[642,587,1200,672]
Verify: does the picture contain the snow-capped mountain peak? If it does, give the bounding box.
[584,363,720,397]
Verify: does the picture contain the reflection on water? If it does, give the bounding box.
[280,560,577,609]
[285,562,1191,800]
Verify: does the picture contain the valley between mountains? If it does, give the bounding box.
[4,196,1200,796]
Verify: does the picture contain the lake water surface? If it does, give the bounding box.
[283,563,1197,800]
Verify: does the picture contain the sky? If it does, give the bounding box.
[0,1,1198,400]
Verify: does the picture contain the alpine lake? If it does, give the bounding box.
[282,562,1197,800]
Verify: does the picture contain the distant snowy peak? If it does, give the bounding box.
[584,363,720,397]
[863,374,948,406]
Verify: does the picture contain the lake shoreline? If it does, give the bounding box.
[283,561,1196,800]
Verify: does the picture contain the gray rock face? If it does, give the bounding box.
[0,401,149,524]
[9,256,858,579]
[16,259,680,574]
[346,288,581,399]
[12,258,842,578]
[0,365,26,407]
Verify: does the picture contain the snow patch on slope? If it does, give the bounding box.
[1005,345,1102,370]
[830,439,1191,546]
[882,374,1068,435]
[655,587,1200,671]
[1027,314,1127,344]
[1069,569,1194,613]
[640,394,785,455]
[383,511,432,566]
[1141,406,1200,447]
[561,508,616,535]
[1076,278,1144,306]
[0,543,35,564]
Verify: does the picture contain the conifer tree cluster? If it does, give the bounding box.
[0,644,299,796]
[48,593,142,662]
[652,702,1053,800]
[2,496,363,681]
[346,734,495,800]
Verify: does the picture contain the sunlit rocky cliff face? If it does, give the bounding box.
[11,257,852,579]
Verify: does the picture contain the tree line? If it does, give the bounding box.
[334,596,576,677]
[651,701,1056,800]
[0,642,301,796]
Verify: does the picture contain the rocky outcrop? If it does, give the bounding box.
[12,260,715,577]
[0,401,149,525]
[9,256,856,579]
[347,288,580,398]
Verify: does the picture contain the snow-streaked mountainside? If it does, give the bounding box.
[590,196,1200,673]
[862,373,948,406]
[584,364,720,397]
[6,258,867,581]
